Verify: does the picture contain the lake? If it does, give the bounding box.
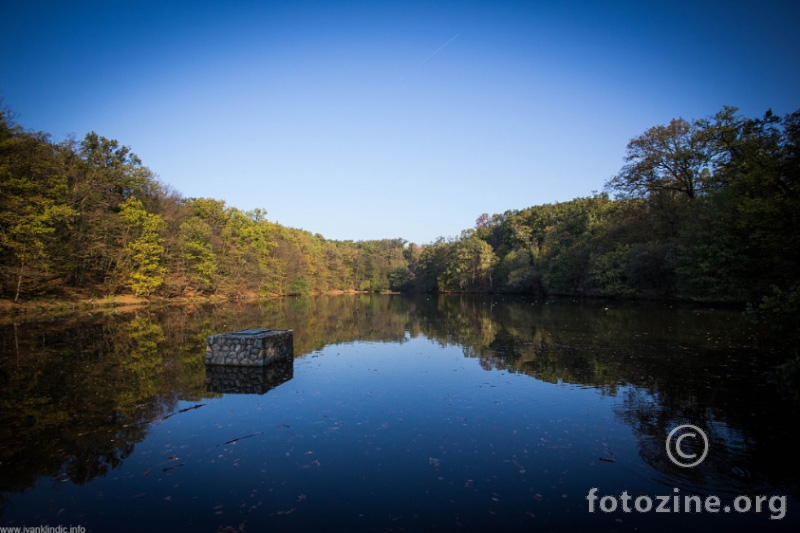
[1,294,798,532]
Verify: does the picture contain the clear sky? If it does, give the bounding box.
[2,0,799,244]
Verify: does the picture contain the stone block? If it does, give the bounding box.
[205,329,293,366]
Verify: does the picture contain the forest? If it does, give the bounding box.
[1,104,798,313]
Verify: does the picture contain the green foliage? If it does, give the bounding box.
[0,112,416,300]
[496,248,538,293]
[625,242,676,295]
[606,116,714,199]
[289,275,312,296]
[177,216,216,292]
[410,107,798,303]
[439,231,497,292]
[117,198,167,296]
[0,110,77,299]
[744,284,800,333]
[587,244,633,296]
[1,104,797,307]
[675,197,747,301]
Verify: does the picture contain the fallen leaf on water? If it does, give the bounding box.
[216,525,246,533]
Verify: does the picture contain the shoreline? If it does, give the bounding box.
[1,288,749,322]
[0,290,377,322]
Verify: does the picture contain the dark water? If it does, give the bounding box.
[1,295,798,532]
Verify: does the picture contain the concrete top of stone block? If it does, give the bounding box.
[232,329,272,335]
[212,329,292,338]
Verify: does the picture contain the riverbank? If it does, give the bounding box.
[0,289,378,323]
[0,295,197,323]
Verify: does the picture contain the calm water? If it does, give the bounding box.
[1,295,798,532]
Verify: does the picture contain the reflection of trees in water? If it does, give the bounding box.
[614,376,800,500]
[1,294,797,508]
[421,295,799,500]
[177,294,414,355]
[231,293,798,499]
[615,386,755,491]
[0,295,416,504]
[0,312,208,506]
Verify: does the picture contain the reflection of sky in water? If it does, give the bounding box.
[4,335,796,532]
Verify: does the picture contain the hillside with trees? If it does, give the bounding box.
[1,104,798,310]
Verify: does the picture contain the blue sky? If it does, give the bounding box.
[2,1,799,244]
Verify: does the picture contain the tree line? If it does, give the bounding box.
[0,107,410,300]
[1,104,798,307]
[406,105,799,311]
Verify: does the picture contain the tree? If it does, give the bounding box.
[672,192,746,301]
[62,132,162,288]
[116,197,166,296]
[440,231,497,291]
[177,217,216,293]
[607,117,714,200]
[708,109,800,295]
[496,248,538,293]
[0,110,76,299]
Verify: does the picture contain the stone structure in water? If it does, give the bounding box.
[205,329,293,366]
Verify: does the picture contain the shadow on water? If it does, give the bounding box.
[1,294,798,525]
